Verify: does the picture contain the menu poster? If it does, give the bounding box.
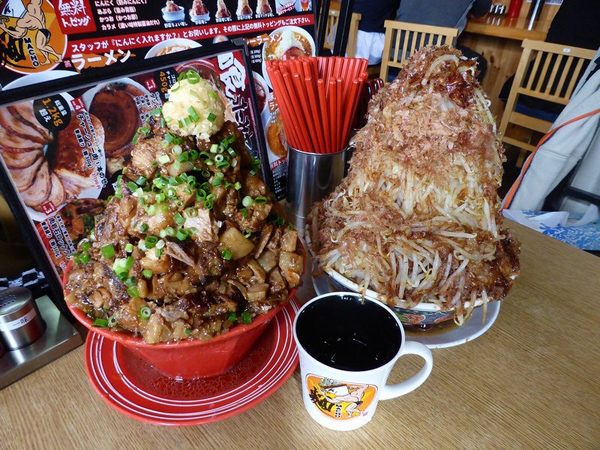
[0,0,316,198]
[0,43,266,315]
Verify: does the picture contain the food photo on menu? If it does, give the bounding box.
[1,1,599,447]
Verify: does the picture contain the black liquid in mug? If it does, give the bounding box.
[296,294,402,371]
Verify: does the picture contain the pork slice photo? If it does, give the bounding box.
[21,161,51,208]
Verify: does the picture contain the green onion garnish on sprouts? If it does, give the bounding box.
[75,253,90,265]
[138,306,152,320]
[222,249,232,260]
[127,286,140,298]
[92,318,108,328]
[255,196,267,205]
[227,312,237,322]
[155,248,163,258]
[174,212,185,225]
[101,244,115,259]
[240,208,249,218]
[140,223,149,232]
[210,144,219,154]
[242,196,254,207]
[172,145,183,155]
[188,106,200,122]
[125,277,137,288]
[234,182,242,190]
[79,241,91,252]
[207,112,216,122]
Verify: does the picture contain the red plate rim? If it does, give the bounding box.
[84,298,300,426]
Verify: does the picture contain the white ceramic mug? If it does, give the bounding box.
[293,292,433,431]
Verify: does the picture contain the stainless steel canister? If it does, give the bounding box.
[0,338,4,359]
[0,287,46,350]
[286,146,347,220]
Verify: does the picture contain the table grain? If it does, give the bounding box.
[1,220,599,449]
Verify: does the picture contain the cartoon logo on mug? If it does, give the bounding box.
[306,375,377,420]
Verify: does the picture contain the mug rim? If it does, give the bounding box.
[293,291,406,376]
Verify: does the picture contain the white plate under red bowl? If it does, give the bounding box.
[84,298,300,426]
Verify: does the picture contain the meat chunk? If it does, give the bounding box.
[279,251,303,287]
[184,208,215,243]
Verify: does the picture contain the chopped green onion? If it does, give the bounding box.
[227,312,237,322]
[255,196,267,205]
[242,196,254,207]
[145,236,159,248]
[146,204,158,216]
[156,239,165,249]
[234,182,242,190]
[209,91,218,100]
[157,154,171,164]
[127,286,140,298]
[169,176,183,186]
[177,152,190,163]
[215,154,225,163]
[211,177,222,186]
[151,107,162,117]
[155,248,163,258]
[164,226,175,236]
[240,208,249,218]
[125,277,137,288]
[79,241,90,252]
[185,208,198,217]
[241,312,252,325]
[187,71,200,84]
[126,181,137,192]
[210,144,219,154]
[174,213,185,225]
[107,316,118,327]
[242,229,252,238]
[135,176,147,186]
[207,112,216,122]
[165,132,176,143]
[188,106,200,122]
[142,269,153,279]
[204,199,214,210]
[171,81,180,91]
[197,189,207,200]
[185,328,192,335]
[222,249,232,260]
[156,193,166,203]
[75,253,90,265]
[123,244,133,253]
[216,161,229,170]
[189,149,199,160]
[140,223,149,233]
[159,229,167,238]
[138,307,152,320]
[101,244,115,259]
[172,145,183,155]
[92,318,108,328]
[176,229,189,241]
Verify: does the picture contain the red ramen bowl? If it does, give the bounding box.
[64,241,305,379]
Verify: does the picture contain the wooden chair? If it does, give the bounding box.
[499,39,596,167]
[380,20,459,83]
[323,8,362,58]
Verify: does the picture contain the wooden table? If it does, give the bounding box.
[1,220,599,449]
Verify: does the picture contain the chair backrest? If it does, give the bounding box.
[498,39,596,158]
[324,9,362,58]
[512,39,596,106]
[380,20,459,83]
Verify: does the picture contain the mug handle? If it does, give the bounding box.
[379,341,433,400]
